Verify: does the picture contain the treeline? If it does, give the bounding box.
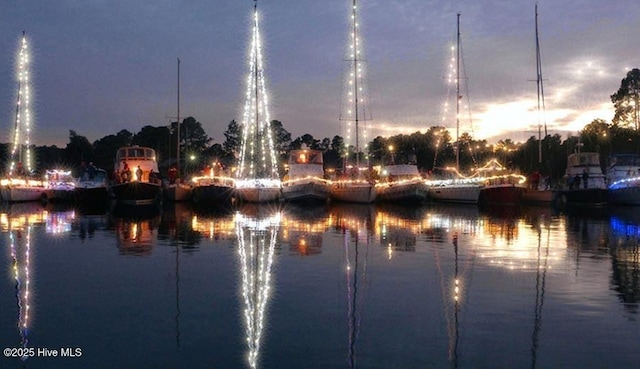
[3,115,640,182]
[2,68,638,180]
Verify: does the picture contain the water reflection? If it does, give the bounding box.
[282,203,329,256]
[607,207,640,318]
[190,205,235,242]
[329,203,373,369]
[235,205,281,369]
[45,206,75,235]
[1,203,46,362]
[530,222,550,369]
[0,199,638,367]
[111,203,161,255]
[427,206,477,368]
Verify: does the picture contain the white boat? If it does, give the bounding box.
[556,151,608,207]
[235,179,282,203]
[234,0,282,203]
[607,154,640,205]
[330,179,376,203]
[329,0,377,204]
[282,149,330,203]
[427,15,482,205]
[376,164,427,202]
[0,33,45,203]
[75,168,109,198]
[111,146,163,205]
[0,178,45,202]
[427,177,481,204]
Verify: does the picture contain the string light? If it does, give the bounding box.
[237,3,280,186]
[340,0,372,167]
[236,211,280,369]
[9,33,33,177]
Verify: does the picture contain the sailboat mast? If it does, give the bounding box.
[535,4,547,164]
[455,13,461,171]
[13,79,22,168]
[352,0,360,171]
[177,57,181,177]
[254,0,261,177]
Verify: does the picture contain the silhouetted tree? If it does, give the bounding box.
[65,130,94,168]
[132,125,171,163]
[611,68,640,129]
[223,120,242,163]
[92,129,132,174]
[270,120,292,157]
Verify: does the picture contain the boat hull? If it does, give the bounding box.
[191,184,234,204]
[555,188,608,207]
[0,185,45,202]
[330,183,376,203]
[479,184,524,206]
[376,181,427,202]
[111,181,162,205]
[282,180,330,203]
[43,189,75,203]
[75,186,110,203]
[608,186,640,205]
[428,185,480,204]
[163,183,192,202]
[521,188,553,204]
[235,187,281,203]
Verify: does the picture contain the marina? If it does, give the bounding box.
[1,1,640,367]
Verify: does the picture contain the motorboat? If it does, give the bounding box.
[111,146,163,205]
[555,151,608,207]
[376,163,427,202]
[607,154,640,205]
[42,169,75,203]
[282,149,330,203]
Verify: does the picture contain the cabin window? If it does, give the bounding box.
[145,149,154,159]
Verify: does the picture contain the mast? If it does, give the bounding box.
[535,4,547,164]
[352,0,360,171]
[255,0,260,176]
[455,13,461,171]
[176,58,181,177]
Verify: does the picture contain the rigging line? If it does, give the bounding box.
[458,41,478,167]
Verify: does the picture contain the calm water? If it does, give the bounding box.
[1,200,639,369]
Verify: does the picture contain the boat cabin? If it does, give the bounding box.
[114,146,160,184]
[286,149,325,179]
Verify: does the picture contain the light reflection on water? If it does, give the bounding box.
[0,201,638,368]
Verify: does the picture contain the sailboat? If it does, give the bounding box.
[164,58,193,202]
[329,0,376,204]
[234,0,282,203]
[427,14,482,204]
[522,4,554,204]
[0,32,45,202]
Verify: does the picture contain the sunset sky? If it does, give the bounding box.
[0,0,638,147]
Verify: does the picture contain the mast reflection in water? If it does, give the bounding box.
[2,204,45,362]
[0,202,638,368]
[236,207,281,368]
